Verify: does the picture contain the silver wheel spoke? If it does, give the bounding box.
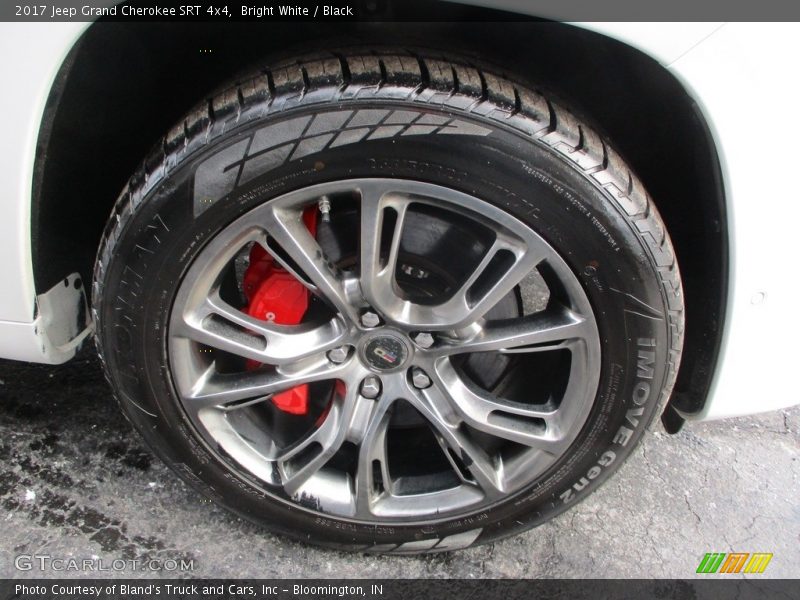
[433,431,504,499]
[403,379,505,498]
[430,359,571,454]
[353,396,394,518]
[276,402,346,497]
[436,237,544,327]
[175,289,347,365]
[184,357,348,411]
[440,305,591,356]
[365,235,546,330]
[277,376,373,497]
[262,204,357,322]
[359,182,410,311]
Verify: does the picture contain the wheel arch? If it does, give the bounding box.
[31,14,726,423]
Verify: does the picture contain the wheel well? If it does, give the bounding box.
[32,11,725,421]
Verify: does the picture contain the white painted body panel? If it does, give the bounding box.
[583,23,800,418]
[0,22,88,363]
[0,19,797,418]
[0,23,87,323]
[672,24,800,418]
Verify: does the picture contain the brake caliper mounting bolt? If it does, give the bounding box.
[360,376,382,399]
[413,332,434,349]
[411,368,432,390]
[318,195,331,223]
[361,311,380,328]
[327,346,349,364]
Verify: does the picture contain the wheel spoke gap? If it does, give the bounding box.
[203,313,267,351]
[466,247,517,308]
[486,411,547,436]
[283,442,324,479]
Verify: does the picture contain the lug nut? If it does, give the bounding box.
[327,346,349,364]
[413,332,434,349]
[411,368,432,389]
[360,376,382,399]
[360,311,380,328]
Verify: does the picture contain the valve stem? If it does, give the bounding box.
[318,196,331,222]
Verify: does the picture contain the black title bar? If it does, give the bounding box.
[3,579,800,600]
[4,0,800,22]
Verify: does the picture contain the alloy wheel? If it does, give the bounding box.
[168,178,601,521]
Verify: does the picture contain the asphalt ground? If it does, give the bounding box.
[1,348,798,579]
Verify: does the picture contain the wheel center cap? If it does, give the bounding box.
[362,333,409,372]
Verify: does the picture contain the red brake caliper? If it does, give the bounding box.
[242,208,318,415]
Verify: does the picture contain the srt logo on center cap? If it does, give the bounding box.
[364,336,408,371]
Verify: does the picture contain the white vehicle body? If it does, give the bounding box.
[0,19,797,420]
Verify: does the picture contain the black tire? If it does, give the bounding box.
[93,50,684,553]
